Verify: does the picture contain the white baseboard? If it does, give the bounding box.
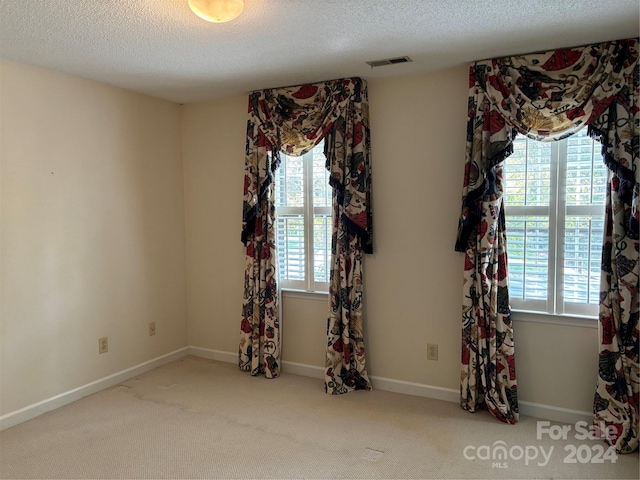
[188,349,593,425]
[282,360,324,378]
[186,348,328,380]
[277,360,461,403]
[370,375,460,403]
[0,347,190,432]
[371,375,592,424]
[519,401,591,424]
[2,346,592,432]
[188,346,237,364]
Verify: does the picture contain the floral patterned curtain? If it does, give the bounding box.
[241,78,373,394]
[456,38,639,440]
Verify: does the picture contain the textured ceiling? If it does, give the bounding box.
[0,0,638,103]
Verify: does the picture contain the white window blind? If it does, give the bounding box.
[504,128,606,317]
[275,141,330,292]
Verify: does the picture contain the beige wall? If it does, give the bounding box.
[0,59,599,417]
[0,60,188,415]
[181,96,247,353]
[182,67,599,412]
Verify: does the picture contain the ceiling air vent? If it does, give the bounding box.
[366,56,413,68]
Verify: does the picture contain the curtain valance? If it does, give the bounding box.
[241,78,373,254]
[456,38,639,252]
[480,40,636,141]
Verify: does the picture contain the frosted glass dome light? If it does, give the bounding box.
[188,0,244,23]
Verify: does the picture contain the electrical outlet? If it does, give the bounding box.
[149,322,156,336]
[427,343,438,361]
[98,337,109,354]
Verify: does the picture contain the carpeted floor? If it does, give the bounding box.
[0,356,638,479]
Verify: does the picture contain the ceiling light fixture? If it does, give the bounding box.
[188,0,244,23]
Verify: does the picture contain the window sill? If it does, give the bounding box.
[280,292,598,327]
[281,289,329,302]
[511,309,598,329]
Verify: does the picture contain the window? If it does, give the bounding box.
[504,128,606,317]
[275,141,331,292]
